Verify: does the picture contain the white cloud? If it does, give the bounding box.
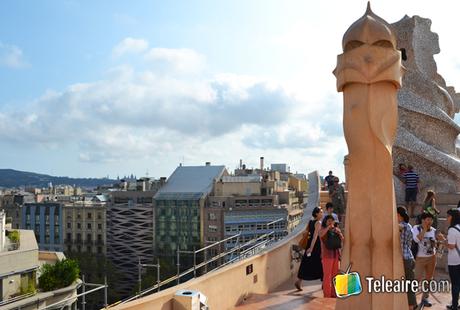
[0,39,347,179]
[144,48,205,74]
[0,42,28,68]
[112,37,149,58]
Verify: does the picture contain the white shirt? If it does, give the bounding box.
[447,224,460,266]
[412,225,436,257]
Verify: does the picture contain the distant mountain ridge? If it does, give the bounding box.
[0,169,116,188]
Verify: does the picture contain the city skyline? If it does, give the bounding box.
[0,0,459,180]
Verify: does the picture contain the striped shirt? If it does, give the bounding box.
[403,171,419,189]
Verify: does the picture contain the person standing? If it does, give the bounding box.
[324,202,339,223]
[412,212,444,307]
[422,191,441,228]
[324,171,335,191]
[330,177,345,222]
[404,165,420,218]
[295,207,323,290]
[446,209,460,310]
[319,215,343,298]
[397,207,417,310]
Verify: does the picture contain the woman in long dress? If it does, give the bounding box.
[295,206,323,290]
[319,215,343,298]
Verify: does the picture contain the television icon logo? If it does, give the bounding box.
[333,264,362,298]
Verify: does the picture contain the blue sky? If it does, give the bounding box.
[0,0,459,179]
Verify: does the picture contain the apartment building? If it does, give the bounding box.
[19,203,63,252]
[154,164,228,260]
[62,200,107,255]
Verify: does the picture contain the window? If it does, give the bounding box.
[67,233,71,242]
[97,246,102,254]
[208,213,217,221]
[87,234,92,242]
[98,223,102,230]
[77,213,81,219]
[77,233,81,241]
[67,222,71,229]
[86,246,91,253]
[208,225,218,233]
[77,223,81,229]
[87,212,92,219]
[97,212,102,219]
[87,223,91,229]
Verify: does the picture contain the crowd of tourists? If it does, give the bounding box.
[294,169,460,310]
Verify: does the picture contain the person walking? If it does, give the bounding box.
[397,206,417,310]
[422,191,441,228]
[319,215,343,298]
[295,207,323,290]
[403,165,419,218]
[412,212,444,307]
[445,209,460,310]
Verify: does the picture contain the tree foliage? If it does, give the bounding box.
[38,259,80,291]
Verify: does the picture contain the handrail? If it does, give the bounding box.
[0,292,35,306]
[113,231,277,306]
[195,233,241,254]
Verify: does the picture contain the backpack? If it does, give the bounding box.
[410,226,421,258]
[326,230,342,250]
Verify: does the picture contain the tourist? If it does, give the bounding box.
[324,202,339,223]
[399,163,408,176]
[324,171,335,191]
[397,163,408,182]
[319,215,343,298]
[404,165,419,218]
[422,190,441,228]
[397,207,417,310]
[295,206,323,290]
[445,209,460,310]
[330,177,345,222]
[412,212,444,307]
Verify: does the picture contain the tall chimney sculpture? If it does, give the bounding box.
[334,3,406,309]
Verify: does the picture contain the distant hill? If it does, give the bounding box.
[0,169,117,189]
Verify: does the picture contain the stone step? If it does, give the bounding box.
[436,193,460,205]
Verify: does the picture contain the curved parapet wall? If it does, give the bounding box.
[390,16,460,196]
[307,170,320,209]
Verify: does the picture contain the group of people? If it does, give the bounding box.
[294,169,460,309]
[398,205,460,309]
[294,203,343,298]
[324,171,346,222]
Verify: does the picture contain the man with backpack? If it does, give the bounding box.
[412,212,444,307]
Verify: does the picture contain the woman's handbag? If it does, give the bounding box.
[299,228,310,249]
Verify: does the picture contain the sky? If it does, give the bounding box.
[0,0,459,180]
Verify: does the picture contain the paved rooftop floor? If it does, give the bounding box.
[234,270,454,310]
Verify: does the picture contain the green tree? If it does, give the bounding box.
[38,259,79,291]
